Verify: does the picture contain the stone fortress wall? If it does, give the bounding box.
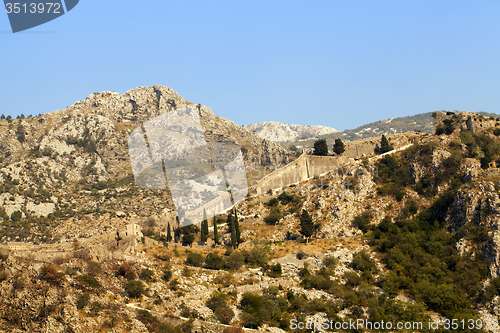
[251,131,424,195]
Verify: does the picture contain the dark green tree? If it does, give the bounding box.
[380,135,393,153]
[201,220,207,243]
[333,138,345,155]
[230,219,237,249]
[300,210,314,239]
[213,215,220,245]
[166,223,172,242]
[313,139,328,156]
[0,114,4,120]
[183,233,195,247]
[234,209,241,245]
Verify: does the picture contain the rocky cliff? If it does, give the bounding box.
[245,121,338,143]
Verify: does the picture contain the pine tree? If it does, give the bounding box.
[313,139,328,156]
[300,210,314,240]
[333,138,345,155]
[213,215,220,245]
[234,209,241,246]
[380,135,393,153]
[166,222,172,242]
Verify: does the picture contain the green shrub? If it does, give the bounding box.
[205,252,226,270]
[240,292,276,328]
[243,247,269,267]
[350,250,378,273]
[10,210,22,222]
[76,294,90,309]
[78,274,100,289]
[207,293,234,324]
[125,280,145,298]
[40,264,63,284]
[352,211,371,233]
[267,263,282,278]
[322,256,338,270]
[264,209,282,225]
[186,253,205,267]
[140,268,154,281]
[226,251,245,271]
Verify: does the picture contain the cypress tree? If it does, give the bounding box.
[227,212,234,235]
[230,218,237,249]
[300,210,314,241]
[213,215,220,245]
[166,222,172,242]
[234,209,241,246]
[200,220,207,243]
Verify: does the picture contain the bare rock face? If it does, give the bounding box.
[245,121,338,143]
[447,181,500,278]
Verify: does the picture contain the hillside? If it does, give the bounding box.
[245,121,338,143]
[285,112,435,151]
[1,104,500,332]
[0,85,289,244]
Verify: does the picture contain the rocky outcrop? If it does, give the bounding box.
[245,121,338,143]
[447,181,500,278]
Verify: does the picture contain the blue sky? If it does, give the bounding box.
[1,1,499,131]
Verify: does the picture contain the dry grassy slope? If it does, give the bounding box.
[0,85,288,243]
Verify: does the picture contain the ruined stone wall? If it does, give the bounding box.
[433,111,500,134]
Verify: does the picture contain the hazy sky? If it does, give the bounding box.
[1,1,499,131]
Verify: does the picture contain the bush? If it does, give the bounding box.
[78,274,101,289]
[264,209,282,225]
[207,293,235,324]
[10,210,22,222]
[240,292,276,328]
[77,294,90,309]
[205,252,226,270]
[226,251,245,271]
[350,250,378,273]
[140,268,154,281]
[352,211,371,233]
[117,262,136,280]
[125,280,145,298]
[322,256,338,270]
[243,247,269,267]
[278,191,294,204]
[267,263,282,278]
[0,270,8,281]
[40,264,63,284]
[186,253,205,267]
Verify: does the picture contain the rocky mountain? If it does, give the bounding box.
[0,85,288,244]
[2,104,500,332]
[245,121,338,143]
